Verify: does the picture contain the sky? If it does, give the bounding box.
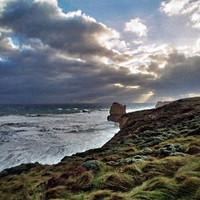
[0,0,200,104]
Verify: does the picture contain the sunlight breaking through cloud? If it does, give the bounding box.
[0,0,200,103]
[114,83,140,89]
[137,91,154,103]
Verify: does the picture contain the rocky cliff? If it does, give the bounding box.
[1,97,200,200]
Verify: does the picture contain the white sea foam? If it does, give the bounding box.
[0,110,118,171]
[0,103,154,172]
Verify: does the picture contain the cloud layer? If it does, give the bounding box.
[160,0,200,28]
[0,0,200,104]
[124,18,148,37]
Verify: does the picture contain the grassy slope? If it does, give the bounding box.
[1,97,200,199]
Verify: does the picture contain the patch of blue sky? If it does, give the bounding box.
[58,0,162,20]
[11,35,20,46]
[58,0,163,31]
[0,56,8,63]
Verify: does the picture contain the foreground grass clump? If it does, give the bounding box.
[86,190,128,200]
[130,177,179,200]
[1,97,200,199]
[101,172,136,192]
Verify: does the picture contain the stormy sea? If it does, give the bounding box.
[0,103,154,172]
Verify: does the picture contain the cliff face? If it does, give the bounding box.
[1,97,200,200]
[105,97,200,150]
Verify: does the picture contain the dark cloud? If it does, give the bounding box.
[0,0,147,104]
[0,0,129,62]
[145,52,200,101]
[0,0,200,104]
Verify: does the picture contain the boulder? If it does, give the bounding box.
[107,102,126,122]
[81,160,102,171]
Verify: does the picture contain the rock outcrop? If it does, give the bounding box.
[107,102,126,122]
[118,115,129,130]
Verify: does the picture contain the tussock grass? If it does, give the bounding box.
[129,176,179,200]
[45,186,71,199]
[177,177,200,199]
[194,187,200,199]
[176,157,200,178]
[123,163,143,175]
[100,171,136,192]
[86,189,112,200]
[142,156,186,178]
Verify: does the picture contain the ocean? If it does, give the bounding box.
[0,103,154,172]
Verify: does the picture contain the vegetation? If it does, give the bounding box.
[1,97,200,199]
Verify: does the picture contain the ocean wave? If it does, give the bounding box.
[0,109,118,171]
[0,103,154,172]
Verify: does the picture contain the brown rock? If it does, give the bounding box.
[107,102,126,122]
[118,115,129,130]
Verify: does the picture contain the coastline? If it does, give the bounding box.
[1,97,200,199]
[0,103,154,172]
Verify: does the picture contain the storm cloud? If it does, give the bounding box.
[0,0,200,104]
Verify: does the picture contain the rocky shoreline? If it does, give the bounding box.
[1,97,200,199]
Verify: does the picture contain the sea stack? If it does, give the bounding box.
[107,102,126,122]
